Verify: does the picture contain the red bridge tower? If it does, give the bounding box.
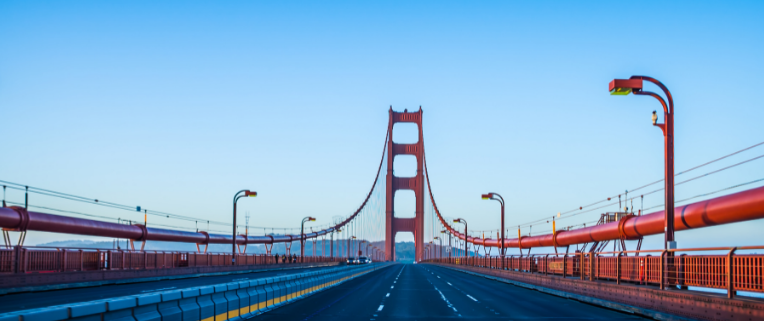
[385,107,424,262]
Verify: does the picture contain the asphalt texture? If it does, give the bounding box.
[0,264,339,313]
[254,263,648,320]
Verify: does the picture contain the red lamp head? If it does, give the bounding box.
[245,191,257,197]
[609,78,643,95]
[481,193,492,200]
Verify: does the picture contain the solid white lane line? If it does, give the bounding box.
[447,282,452,286]
[466,295,478,302]
[378,305,384,311]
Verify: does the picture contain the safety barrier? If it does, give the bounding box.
[0,263,390,321]
[426,246,764,298]
[0,246,345,274]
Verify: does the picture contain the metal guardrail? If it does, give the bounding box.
[0,246,345,274]
[424,246,764,299]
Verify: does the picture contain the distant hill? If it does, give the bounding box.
[34,239,475,261]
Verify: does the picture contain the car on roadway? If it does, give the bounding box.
[357,256,371,264]
[346,257,357,265]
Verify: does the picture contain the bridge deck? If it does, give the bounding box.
[256,263,645,320]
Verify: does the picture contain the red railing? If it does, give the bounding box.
[424,246,764,299]
[0,246,345,275]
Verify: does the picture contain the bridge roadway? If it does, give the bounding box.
[0,264,338,314]
[257,263,646,320]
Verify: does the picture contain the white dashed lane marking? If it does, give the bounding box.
[434,286,458,312]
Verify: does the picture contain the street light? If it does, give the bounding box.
[332,229,339,259]
[232,190,257,265]
[349,236,356,258]
[453,218,467,258]
[301,216,316,262]
[441,229,450,258]
[609,76,676,251]
[482,193,505,268]
[433,237,440,259]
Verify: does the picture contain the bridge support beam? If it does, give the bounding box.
[385,108,424,262]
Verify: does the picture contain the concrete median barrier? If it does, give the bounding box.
[0,263,391,321]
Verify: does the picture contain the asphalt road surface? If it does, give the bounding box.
[254,263,647,320]
[0,264,338,313]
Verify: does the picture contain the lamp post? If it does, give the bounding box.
[433,237,440,259]
[232,190,257,265]
[610,76,676,286]
[300,216,316,262]
[440,230,447,258]
[610,77,676,250]
[482,193,505,268]
[444,229,452,258]
[332,229,339,260]
[348,236,356,258]
[453,218,467,258]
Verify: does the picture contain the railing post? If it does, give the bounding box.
[544,254,549,276]
[562,255,567,278]
[23,247,29,273]
[660,250,667,290]
[14,246,21,274]
[61,249,67,272]
[616,251,622,285]
[580,252,584,280]
[594,254,599,281]
[79,249,84,271]
[727,247,737,299]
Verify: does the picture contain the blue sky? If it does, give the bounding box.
[1,1,763,250]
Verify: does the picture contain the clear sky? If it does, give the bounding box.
[1,1,763,250]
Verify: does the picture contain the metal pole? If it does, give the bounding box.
[232,190,255,265]
[301,220,305,263]
[232,193,240,265]
[449,232,452,258]
[628,76,676,284]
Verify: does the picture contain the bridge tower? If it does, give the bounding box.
[385,107,424,262]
